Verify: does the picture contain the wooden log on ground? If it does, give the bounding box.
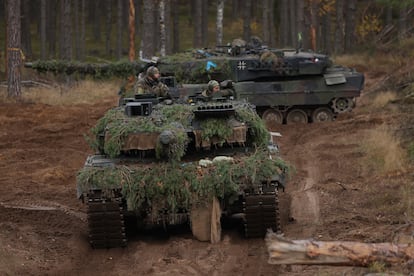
[265,231,414,266]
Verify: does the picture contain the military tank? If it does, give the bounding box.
[76,94,288,248]
[145,37,365,125]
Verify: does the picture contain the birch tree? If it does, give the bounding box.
[159,0,166,56]
[216,0,224,46]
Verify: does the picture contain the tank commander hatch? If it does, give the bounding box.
[199,80,234,102]
[134,66,170,98]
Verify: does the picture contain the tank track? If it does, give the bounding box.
[243,190,281,237]
[86,191,127,249]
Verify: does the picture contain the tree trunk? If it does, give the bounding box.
[141,0,156,59]
[344,0,356,53]
[92,1,101,42]
[164,0,172,55]
[201,0,208,46]
[193,0,202,48]
[159,0,166,56]
[0,0,4,18]
[128,0,135,61]
[80,0,86,60]
[74,0,80,60]
[243,0,252,41]
[289,0,296,47]
[105,0,113,57]
[269,0,276,47]
[6,0,22,98]
[172,0,179,53]
[231,0,240,18]
[310,0,319,51]
[280,0,289,47]
[154,3,161,52]
[134,0,141,37]
[216,0,224,46]
[40,0,46,59]
[262,0,270,45]
[59,0,72,61]
[296,0,305,49]
[321,11,331,54]
[334,0,344,54]
[21,0,32,60]
[266,233,414,266]
[47,0,56,57]
[116,0,123,59]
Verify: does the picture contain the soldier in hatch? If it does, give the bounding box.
[134,66,170,97]
[200,80,234,101]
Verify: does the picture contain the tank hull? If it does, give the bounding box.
[234,67,364,123]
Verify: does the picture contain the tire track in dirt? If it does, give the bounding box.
[277,124,322,238]
[0,200,86,221]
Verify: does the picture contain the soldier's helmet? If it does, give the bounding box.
[207,80,220,92]
[147,66,160,78]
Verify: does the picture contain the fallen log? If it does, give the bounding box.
[265,231,414,266]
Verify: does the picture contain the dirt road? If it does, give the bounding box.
[0,88,412,275]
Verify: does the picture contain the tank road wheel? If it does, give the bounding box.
[262,109,283,128]
[312,107,334,122]
[286,109,308,124]
[243,191,281,238]
[331,97,353,113]
[87,191,127,249]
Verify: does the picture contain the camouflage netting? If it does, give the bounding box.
[77,149,288,213]
[86,102,270,160]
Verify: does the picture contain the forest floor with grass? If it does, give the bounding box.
[0,50,413,275]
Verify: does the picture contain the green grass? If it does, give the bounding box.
[360,126,407,175]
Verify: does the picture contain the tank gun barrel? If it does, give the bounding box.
[24,60,149,78]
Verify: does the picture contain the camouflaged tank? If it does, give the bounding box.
[144,37,365,125]
[77,94,288,248]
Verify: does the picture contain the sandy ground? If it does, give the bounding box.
[0,81,413,275]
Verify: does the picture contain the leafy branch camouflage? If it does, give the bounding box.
[86,102,269,159]
[77,149,289,212]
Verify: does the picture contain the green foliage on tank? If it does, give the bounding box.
[85,100,270,160]
[78,95,289,214]
[77,149,288,213]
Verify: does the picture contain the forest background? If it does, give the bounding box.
[1,0,414,70]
